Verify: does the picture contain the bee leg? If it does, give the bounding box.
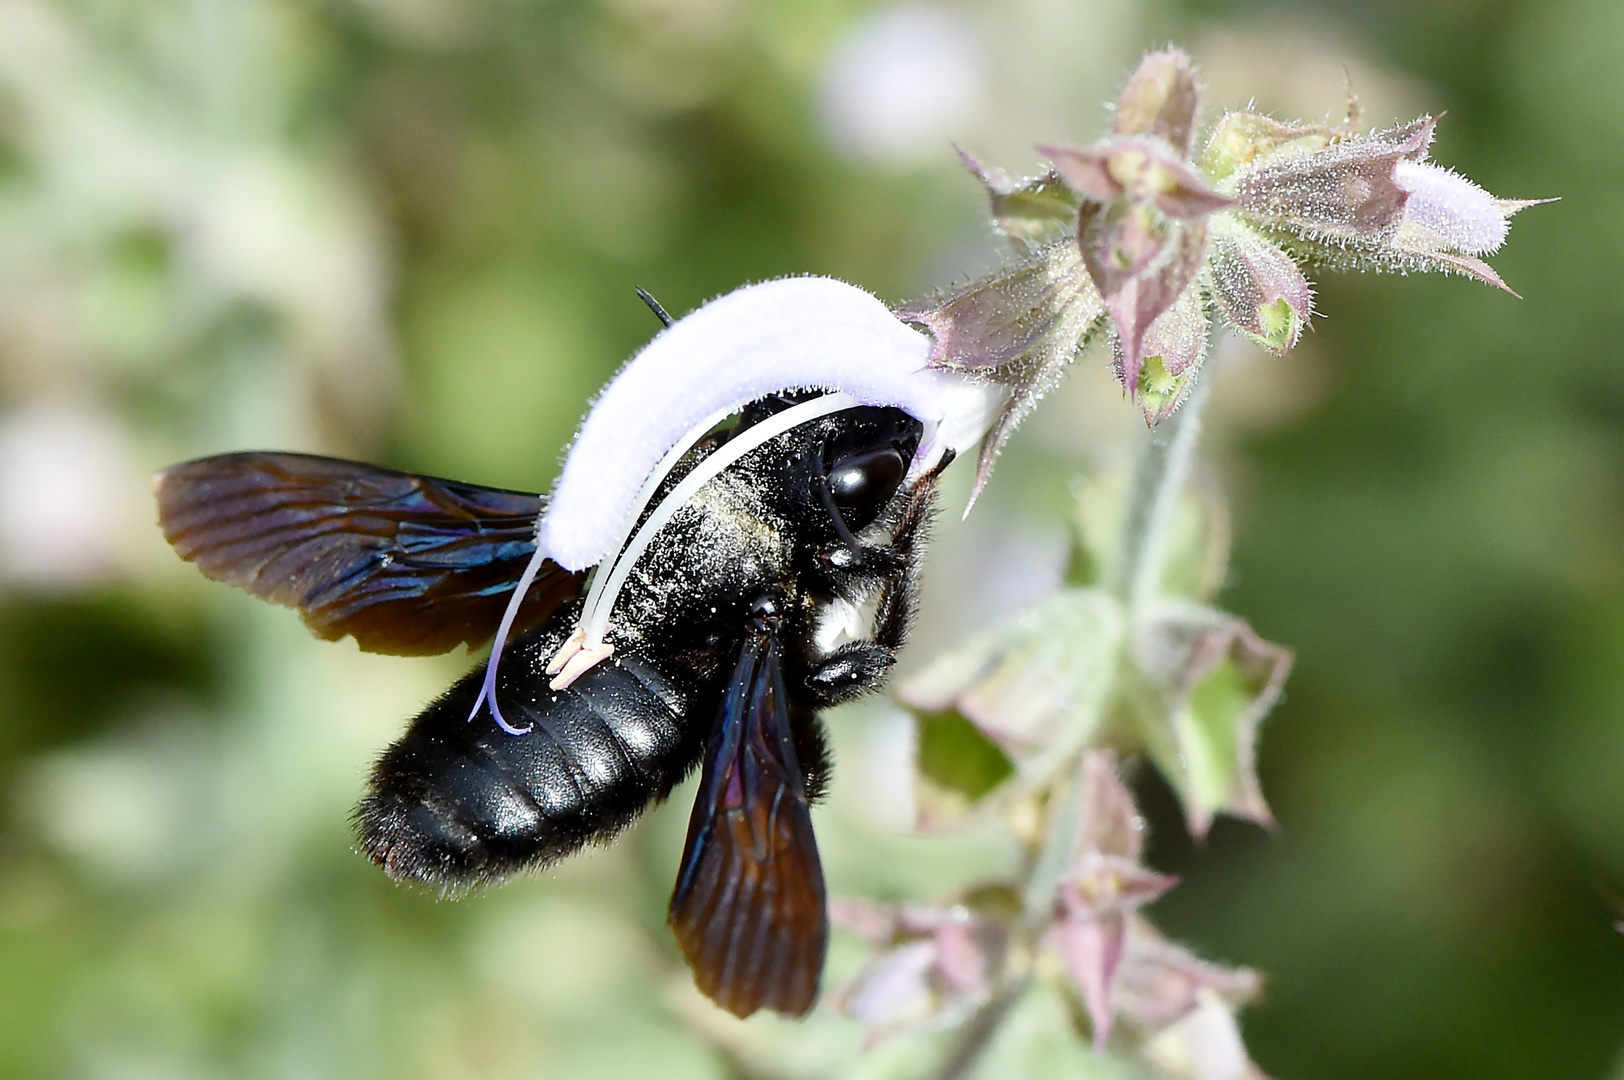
[864,471,935,653]
[804,453,944,707]
[803,643,895,706]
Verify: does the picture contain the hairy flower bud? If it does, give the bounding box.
[1113,49,1201,154]
[832,899,1006,1042]
[1200,112,1338,183]
[902,243,1102,502]
[1046,139,1232,220]
[1206,216,1314,353]
[1394,160,1510,254]
[1036,50,1234,414]
[1117,281,1210,424]
[1216,113,1548,293]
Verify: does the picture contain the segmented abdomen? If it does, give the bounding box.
[358,623,707,891]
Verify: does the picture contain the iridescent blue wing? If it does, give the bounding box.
[668,618,828,1018]
[155,452,584,656]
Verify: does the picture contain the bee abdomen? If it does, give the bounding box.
[358,648,703,892]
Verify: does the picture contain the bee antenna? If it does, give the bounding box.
[635,286,674,328]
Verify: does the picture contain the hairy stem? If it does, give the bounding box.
[928,370,1216,1080]
[1109,374,1213,613]
[928,977,1030,1080]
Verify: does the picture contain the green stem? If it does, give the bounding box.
[1013,369,1221,907]
[1109,372,1213,614]
[927,370,1217,1080]
[928,977,1029,1080]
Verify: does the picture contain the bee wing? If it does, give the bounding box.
[668,621,828,1019]
[155,452,584,656]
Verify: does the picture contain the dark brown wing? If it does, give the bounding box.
[155,452,584,656]
[668,618,828,1018]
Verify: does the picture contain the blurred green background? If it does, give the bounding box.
[0,0,1618,1077]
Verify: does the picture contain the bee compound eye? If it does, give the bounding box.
[826,447,906,509]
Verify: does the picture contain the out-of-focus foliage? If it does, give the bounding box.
[0,1,1617,1079]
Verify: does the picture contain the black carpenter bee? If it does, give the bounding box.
[156,392,950,1017]
[155,275,999,1017]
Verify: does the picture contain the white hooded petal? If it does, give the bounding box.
[540,276,996,571]
[1394,159,1510,255]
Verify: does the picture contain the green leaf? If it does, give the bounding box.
[1180,659,1257,817]
[917,712,1015,803]
[898,590,1125,810]
[1124,601,1293,836]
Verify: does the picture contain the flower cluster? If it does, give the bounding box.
[901,49,1544,487]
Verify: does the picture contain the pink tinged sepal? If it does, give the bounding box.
[1112,49,1202,155]
[1074,750,1146,861]
[1044,140,1233,221]
[1222,113,1550,295]
[1077,203,1211,411]
[1229,116,1436,241]
[956,148,1080,250]
[1052,752,1178,1048]
[1206,217,1314,354]
[830,899,1005,1043]
[1038,50,1230,423]
[538,276,997,572]
[1142,994,1270,1080]
[1114,279,1209,426]
[898,243,1104,505]
[1116,924,1266,1080]
[1115,925,1263,1031]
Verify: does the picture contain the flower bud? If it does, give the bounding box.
[1386,161,1552,291]
[1206,217,1314,353]
[1116,280,1209,424]
[1199,111,1336,183]
[901,242,1103,502]
[1393,160,1510,254]
[1051,753,1178,1048]
[1113,49,1202,155]
[1075,203,1210,408]
[831,899,1006,1042]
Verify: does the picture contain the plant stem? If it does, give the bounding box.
[1109,373,1213,614]
[927,372,1216,1080]
[928,977,1029,1080]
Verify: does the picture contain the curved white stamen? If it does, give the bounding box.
[473,404,738,731]
[467,535,551,734]
[549,640,614,692]
[576,403,737,641]
[559,393,859,682]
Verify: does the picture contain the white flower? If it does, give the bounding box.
[1393,159,1512,255]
